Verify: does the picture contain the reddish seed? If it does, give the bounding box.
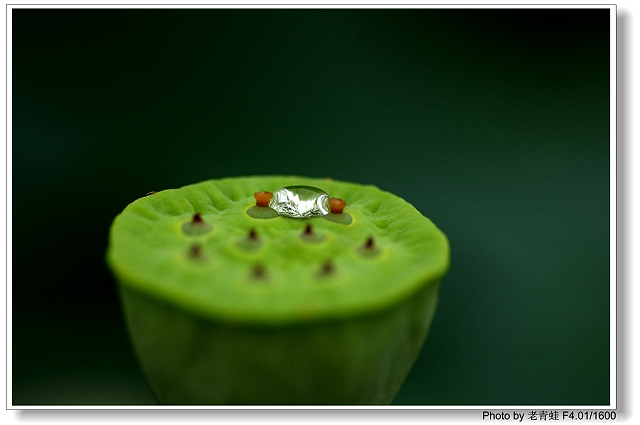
[248,228,258,240]
[254,191,273,207]
[329,197,346,214]
[192,213,204,223]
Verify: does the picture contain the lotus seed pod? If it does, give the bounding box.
[106,176,450,405]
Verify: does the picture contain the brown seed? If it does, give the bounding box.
[254,191,273,207]
[248,228,258,240]
[329,197,346,214]
[192,213,204,223]
[145,191,156,196]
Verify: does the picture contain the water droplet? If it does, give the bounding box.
[269,186,330,218]
[182,213,213,236]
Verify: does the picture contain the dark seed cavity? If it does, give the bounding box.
[237,228,262,251]
[182,213,213,236]
[365,236,375,249]
[318,260,335,277]
[251,264,267,280]
[358,236,381,257]
[300,223,326,243]
[188,243,204,259]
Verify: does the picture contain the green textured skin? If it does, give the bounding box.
[106,176,450,405]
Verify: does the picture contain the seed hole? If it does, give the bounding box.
[237,228,262,251]
[358,236,381,257]
[317,260,335,277]
[251,263,268,281]
[182,213,213,236]
[300,223,326,243]
[187,243,206,260]
[365,236,375,249]
[304,224,313,235]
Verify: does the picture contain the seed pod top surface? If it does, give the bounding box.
[106,176,449,326]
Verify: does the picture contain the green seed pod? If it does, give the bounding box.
[106,176,450,405]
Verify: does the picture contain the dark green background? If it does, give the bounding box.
[12,8,611,405]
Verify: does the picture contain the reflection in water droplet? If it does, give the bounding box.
[246,205,279,219]
[269,186,330,218]
[323,212,353,225]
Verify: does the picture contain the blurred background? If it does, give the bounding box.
[11,8,611,406]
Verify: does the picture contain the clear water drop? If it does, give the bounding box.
[269,186,330,218]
